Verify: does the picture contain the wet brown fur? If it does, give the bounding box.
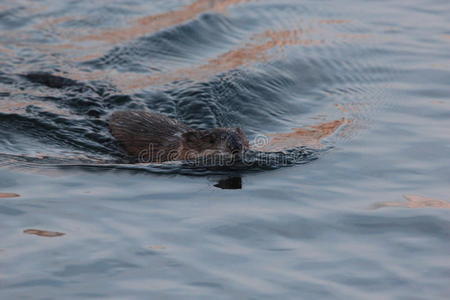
[109,110,249,162]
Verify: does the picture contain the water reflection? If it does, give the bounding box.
[0,193,20,198]
[254,119,349,151]
[65,28,322,91]
[23,229,66,237]
[373,195,450,209]
[1,0,450,298]
[75,0,255,44]
[214,176,242,189]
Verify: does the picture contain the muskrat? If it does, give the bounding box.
[109,110,249,163]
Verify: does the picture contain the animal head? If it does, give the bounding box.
[181,128,249,156]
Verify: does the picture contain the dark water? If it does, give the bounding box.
[1,0,450,299]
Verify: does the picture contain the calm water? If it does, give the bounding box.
[1,0,450,299]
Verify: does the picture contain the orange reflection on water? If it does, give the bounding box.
[0,193,20,198]
[374,194,450,209]
[23,3,364,91]
[253,118,349,151]
[336,33,372,40]
[37,43,84,51]
[34,15,79,30]
[0,99,71,116]
[252,28,315,41]
[335,103,369,114]
[0,44,14,54]
[38,0,260,65]
[24,0,258,64]
[431,100,446,105]
[76,0,255,44]
[207,38,319,69]
[318,19,351,25]
[111,29,321,90]
[23,229,65,237]
[148,245,167,250]
[20,3,366,93]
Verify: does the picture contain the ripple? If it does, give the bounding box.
[0,0,396,173]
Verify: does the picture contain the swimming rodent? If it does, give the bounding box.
[109,110,249,163]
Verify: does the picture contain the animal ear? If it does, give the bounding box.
[235,128,244,134]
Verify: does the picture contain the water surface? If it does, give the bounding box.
[1,0,450,299]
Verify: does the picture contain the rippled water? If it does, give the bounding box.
[1,0,450,298]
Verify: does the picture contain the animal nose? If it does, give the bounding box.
[226,135,243,153]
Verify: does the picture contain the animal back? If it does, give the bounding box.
[109,110,190,161]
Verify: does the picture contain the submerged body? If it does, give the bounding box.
[109,110,249,163]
